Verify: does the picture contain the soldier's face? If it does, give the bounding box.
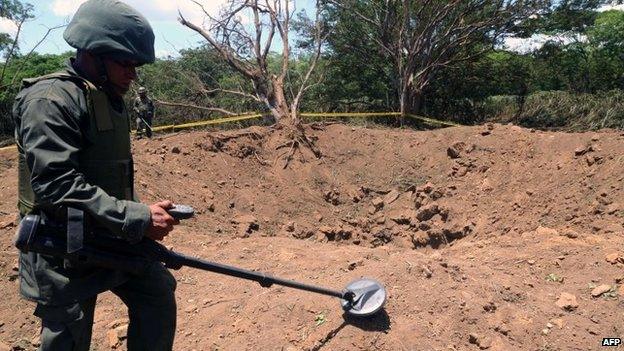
[103,58,138,96]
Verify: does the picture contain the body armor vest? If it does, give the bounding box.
[17,72,134,216]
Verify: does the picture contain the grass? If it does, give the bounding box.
[481,90,624,131]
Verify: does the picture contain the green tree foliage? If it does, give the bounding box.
[5,0,624,142]
[322,0,549,120]
[0,52,70,140]
[0,0,35,141]
[134,46,263,126]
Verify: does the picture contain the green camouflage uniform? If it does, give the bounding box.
[13,1,176,350]
[133,95,154,137]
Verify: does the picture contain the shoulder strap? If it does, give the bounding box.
[22,72,84,88]
[23,71,114,132]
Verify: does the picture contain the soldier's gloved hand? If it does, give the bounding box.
[145,200,179,241]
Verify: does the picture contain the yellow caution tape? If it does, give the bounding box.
[406,114,461,127]
[148,113,263,133]
[300,111,460,127]
[301,112,402,118]
[5,111,459,146]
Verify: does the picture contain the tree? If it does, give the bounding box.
[178,0,326,126]
[0,0,34,140]
[0,0,33,85]
[325,0,549,122]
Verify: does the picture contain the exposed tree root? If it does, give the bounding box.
[273,122,322,169]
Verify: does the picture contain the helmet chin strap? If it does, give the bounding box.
[92,55,123,98]
[92,55,109,87]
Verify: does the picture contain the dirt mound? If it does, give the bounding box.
[0,123,623,350]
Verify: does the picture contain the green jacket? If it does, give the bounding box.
[133,96,154,118]
[13,59,151,305]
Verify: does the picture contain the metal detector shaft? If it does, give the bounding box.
[14,215,349,302]
[164,248,346,299]
[136,115,153,132]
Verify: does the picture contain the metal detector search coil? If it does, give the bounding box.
[341,278,387,316]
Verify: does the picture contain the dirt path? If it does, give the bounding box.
[0,123,623,350]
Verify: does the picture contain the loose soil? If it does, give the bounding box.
[0,122,623,351]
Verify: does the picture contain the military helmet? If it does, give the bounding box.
[138,87,147,94]
[63,0,155,65]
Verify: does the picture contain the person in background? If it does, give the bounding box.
[133,86,155,138]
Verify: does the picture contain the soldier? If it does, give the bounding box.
[133,86,154,138]
[12,0,179,350]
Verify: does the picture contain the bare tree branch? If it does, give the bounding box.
[155,99,237,116]
[7,23,66,87]
[179,0,326,124]
[0,19,24,84]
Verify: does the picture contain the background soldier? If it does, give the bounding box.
[13,0,179,349]
[133,86,154,138]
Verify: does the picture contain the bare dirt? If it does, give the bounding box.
[0,122,623,351]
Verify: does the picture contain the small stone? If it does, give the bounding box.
[0,220,14,229]
[551,318,564,328]
[417,183,434,194]
[107,319,128,329]
[347,260,363,271]
[207,202,215,212]
[468,333,479,344]
[606,203,620,215]
[185,305,198,313]
[556,292,578,311]
[171,146,181,154]
[383,190,400,205]
[205,189,215,199]
[231,214,258,226]
[318,226,333,234]
[536,226,559,236]
[389,211,412,225]
[546,323,554,329]
[483,302,496,313]
[422,265,433,278]
[283,221,296,232]
[481,178,493,192]
[115,324,128,339]
[106,329,120,348]
[605,253,622,264]
[416,204,440,222]
[447,146,461,159]
[231,214,259,237]
[468,333,491,349]
[494,324,510,335]
[371,197,384,209]
[591,284,612,297]
[561,229,579,239]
